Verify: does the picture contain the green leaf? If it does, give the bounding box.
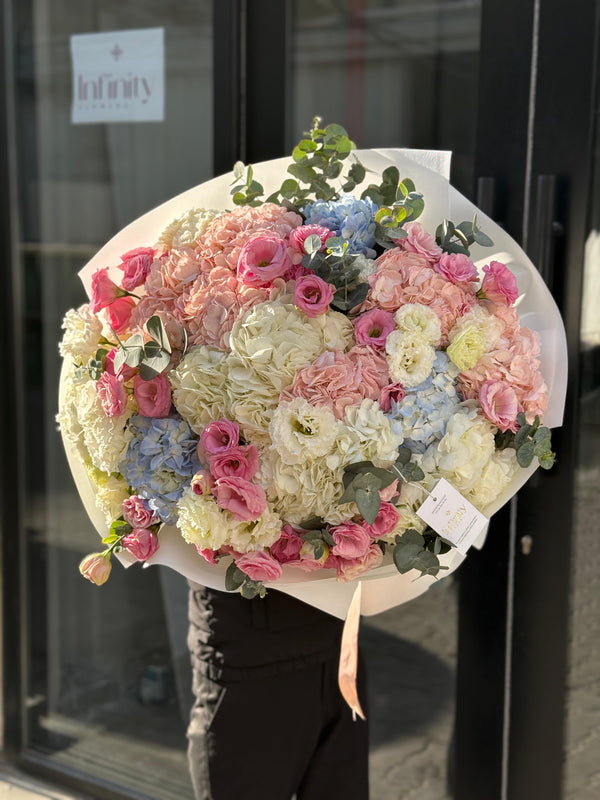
[139,353,171,380]
[112,348,126,375]
[355,487,381,525]
[288,163,318,184]
[473,228,494,247]
[298,516,325,531]
[516,439,535,467]
[348,162,366,184]
[395,448,412,465]
[240,580,262,600]
[303,234,323,255]
[232,161,245,180]
[280,178,299,199]
[143,340,161,358]
[146,316,169,351]
[517,411,528,427]
[533,426,551,444]
[382,166,400,186]
[393,541,424,574]
[225,561,245,592]
[514,425,531,449]
[401,178,416,194]
[322,530,335,546]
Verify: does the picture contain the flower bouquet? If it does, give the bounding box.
[59,122,567,619]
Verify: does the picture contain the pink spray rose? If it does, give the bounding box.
[401,222,443,263]
[200,419,240,455]
[95,372,127,417]
[191,470,215,496]
[209,445,259,481]
[479,261,518,306]
[353,308,396,350]
[79,553,112,586]
[479,380,520,432]
[89,268,125,312]
[365,502,399,538]
[336,543,384,582]
[214,477,267,521]
[104,296,136,333]
[195,546,220,565]
[237,235,291,286]
[331,522,372,560]
[293,274,336,317]
[434,253,479,285]
[378,382,406,412]
[122,495,157,528]
[119,247,156,291]
[122,528,159,561]
[235,551,283,582]
[379,479,399,502]
[134,373,172,418]
[104,348,137,382]
[269,525,304,564]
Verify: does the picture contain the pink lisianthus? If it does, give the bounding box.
[378,382,406,412]
[434,253,479,285]
[200,419,240,455]
[118,247,156,291]
[133,373,172,418]
[89,268,126,312]
[235,550,283,582]
[400,222,443,263]
[288,225,333,260]
[353,308,396,350]
[95,372,127,417]
[79,553,112,586]
[191,470,215,496]
[214,477,267,521]
[237,235,291,286]
[293,274,336,317]
[365,502,399,538]
[209,445,260,481]
[104,348,137,382]
[479,380,520,432]
[122,495,157,528]
[194,546,220,565]
[269,525,304,564]
[479,261,519,306]
[104,296,136,333]
[122,528,159,561]
[336,543,383,582]
[331,522,372,559]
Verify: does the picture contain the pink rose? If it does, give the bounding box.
[235,551,283,582]
[122,528,159,561]
[480,261,518,306]
[191,470,215,496]
[401,222,443,263]
[365,502,399,538]
[79,553,112,585]
[119,247,155,291]
[95,372,127,417]
[104,296,136,333]
[195,546,220,565]
[89,268,124,312]
[378,382,406,412]
[122,496,157,528]
[434,253,479,284]
[269,525,304,564]
[134,373,172,418]
[293,274,336,317]
[214,477,267,521]
[479,380,520,432]
[237,235,291,287]
[288,225,333,257]
[336,543,383,582]
[379,479,399,502]
[209,445,259,481]
[353,308,396,350]
[104,348,137,382]
[200,419,240,455]
[331,522,372,559]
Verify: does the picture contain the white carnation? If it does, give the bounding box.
[57,369,89,463]
[59,305,103,362]
[269,398,338,465]
[343,399,404,467]
[86,464,130,527]
[177,488,240,550]
[158,208,221,250]
[394,303,441,345]
[77,378,136,474]
[385,330,436,387]
[170,345,230,434]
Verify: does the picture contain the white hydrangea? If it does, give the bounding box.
[394,303,441,345]
[86,464,130,526]
[225,356,280,442]
[77,377,136,474]
[385,330,436,387]
[228,503,283,553]
[169,345,230,434]
[466,448,519,512]
[269,398,338,465]
[59,305,103,362]
[158,208,222,250]
[268,452,348,525]
[343,399,404,467]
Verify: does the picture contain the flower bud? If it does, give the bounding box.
[79,553,112,586]
[299,540,329,566]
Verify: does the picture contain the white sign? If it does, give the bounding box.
[416,478,489,555]
[70,28,164,124]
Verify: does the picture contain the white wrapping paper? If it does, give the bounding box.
[62,149,568,619]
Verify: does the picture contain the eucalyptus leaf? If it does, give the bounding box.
[240,580,261,600]
[355,487,381,525]
[225,562,245,592]
[516,440,535,467]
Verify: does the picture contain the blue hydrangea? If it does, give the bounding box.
[119,415,200,524]
[387,352,460,454]
[302,194,378,257]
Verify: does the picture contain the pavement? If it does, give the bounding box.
[0,767,86,800]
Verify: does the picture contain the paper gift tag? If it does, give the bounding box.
[416,478,488,555]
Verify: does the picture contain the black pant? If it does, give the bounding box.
[186,585,369,800]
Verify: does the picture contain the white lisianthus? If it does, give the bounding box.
[420,402,496,494]
[269,398,338,465]
[394,303,442,345]
[59,305,103,362]
[77,377,136,474]
[343,399,404,467]
[385,330,436,387]
[446,307,503,371]
[170,345,230,434]
[158,208,221,250]
[467,448,519,512]
[177,488,241,551]
[85,464,130,527]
